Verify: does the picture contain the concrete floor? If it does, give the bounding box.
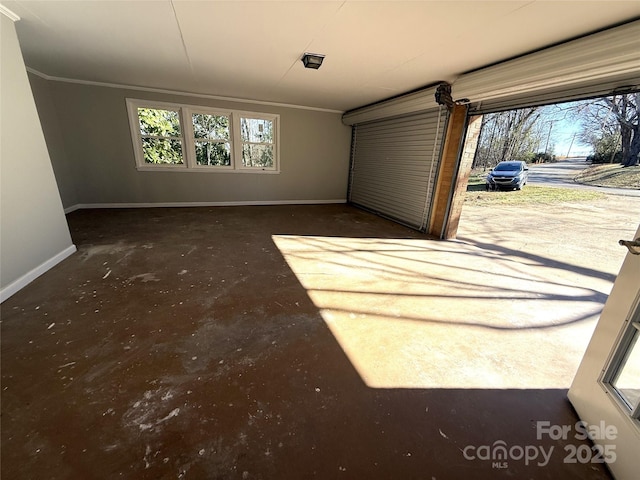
[1,203,624,479]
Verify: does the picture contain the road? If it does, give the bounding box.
[527,157,640,197]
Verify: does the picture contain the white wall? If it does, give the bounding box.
[27,72,80,208]
[29,76,352,210]
[0,13,75,301]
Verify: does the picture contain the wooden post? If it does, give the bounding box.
[442,114,483,239]
[428,108,483,239]
[429,105,471,238]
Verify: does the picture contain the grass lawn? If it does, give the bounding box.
[573,163,640,189]
[465,172,605,206]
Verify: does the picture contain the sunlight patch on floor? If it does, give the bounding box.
[272,235,603,389]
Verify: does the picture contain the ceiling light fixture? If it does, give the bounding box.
[301,53,325,70]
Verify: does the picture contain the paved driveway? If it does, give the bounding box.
[454,192,640,388]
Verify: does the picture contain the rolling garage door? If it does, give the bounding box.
[345,20,639,233]
[451,20,640,114]
[348,107,448,230]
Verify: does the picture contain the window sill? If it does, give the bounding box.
[136,165,280,174]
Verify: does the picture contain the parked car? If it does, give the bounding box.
[486,161,529,191]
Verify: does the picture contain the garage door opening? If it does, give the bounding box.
[339,90,639,390]
[448,93,640,389]
[471,92,639,173]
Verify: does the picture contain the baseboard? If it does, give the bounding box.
[64,199,346,213]
[64,204,81,214]
[0,244,77,303]
[14,200,345,299]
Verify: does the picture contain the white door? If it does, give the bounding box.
[568,224,640,479]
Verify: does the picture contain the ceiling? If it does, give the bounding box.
[3,1,640,112]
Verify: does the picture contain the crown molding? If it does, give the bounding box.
[25,67,344,114]
[0,4,20,21]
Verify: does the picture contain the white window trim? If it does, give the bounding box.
[187,106,235,171]
[126,99,187,170]
[235,112,279,173]
[126,98,280,174]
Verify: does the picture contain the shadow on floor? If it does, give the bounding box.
[1,205,612,479]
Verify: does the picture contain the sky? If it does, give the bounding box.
[536,99,602,158]
[551,119,590,158]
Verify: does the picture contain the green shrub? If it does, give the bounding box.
[531,152,556,163]
[587,151,622,164]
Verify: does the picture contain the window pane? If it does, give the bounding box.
[240,118,273,143]
[138,108,181,137]
[242,144,273,168]
[192,113,229,140]
[195,141,231,166]
[611,328,640,410]
[141,138,183,164]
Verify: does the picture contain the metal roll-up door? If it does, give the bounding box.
[452,20,640,115]
[464,79,640,115]
[348,107,448,230]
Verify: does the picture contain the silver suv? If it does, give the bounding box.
[486,161,529,191]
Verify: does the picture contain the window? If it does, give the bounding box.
[192,112,231,167]
[240,117,274,169]
[138,107,184,165]
[602,297,640,421]
[126,99,279,173]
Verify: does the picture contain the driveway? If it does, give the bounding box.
[528,157,640,196]
[453,192,640,388]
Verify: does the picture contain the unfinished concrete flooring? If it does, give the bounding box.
[1,205,614,479]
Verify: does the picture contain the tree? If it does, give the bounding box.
[604,93,640,166]
[574,93,639,166]
[473,107,543,169]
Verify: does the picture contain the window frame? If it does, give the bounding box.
[127,100,187,169]
[187,106,235,171]
[237,114,278,172]
[126,98,280,174]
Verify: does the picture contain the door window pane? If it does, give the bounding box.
[611,327,640,411]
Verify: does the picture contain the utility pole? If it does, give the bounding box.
[544,121,554,154]
[566,132,576,158]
